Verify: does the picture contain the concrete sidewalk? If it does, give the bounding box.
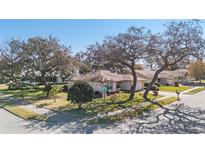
[0,93,76,124]
[0,93,54,115]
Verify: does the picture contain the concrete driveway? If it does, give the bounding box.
[159,87,205,109]
[179,90,205,109]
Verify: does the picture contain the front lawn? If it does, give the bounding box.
[185,87,205,94]
[0,85,164,116]
[88,96,177,124]
[0,85,169,122]
[159,85,190,92]
[0,85,72,111]
[0,88,44,98]
[143,96,177,110]
[81,92,163,114]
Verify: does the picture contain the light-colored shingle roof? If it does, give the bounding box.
[136,69,188,79]
[71,70,145,82]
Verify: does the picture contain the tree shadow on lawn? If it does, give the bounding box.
[23,108,117,134]
[21,102,205,134]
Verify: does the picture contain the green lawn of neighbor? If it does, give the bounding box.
[185,87,205,94]
[0,99,46,120]
[0,84,8,90]
[159,85,190,92]
[196,80,205,83]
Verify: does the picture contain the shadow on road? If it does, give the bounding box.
[21,103,205,134]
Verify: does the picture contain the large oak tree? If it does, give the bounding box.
[0,39,25,83]
[22,36,75,96]
[143,20,205,102]
[81,27,149,100]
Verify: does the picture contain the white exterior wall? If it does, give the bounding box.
[88,82,103,92]
[120,81,132,91]
[68,80,144,93]
[167,79,174,85]
[68,81,103,92]
[112,82,117,91]
[120,80,144,91]
[135,80,144,90]
[68,81,75,88]
[68,81,117,93]
[56,76,63,83]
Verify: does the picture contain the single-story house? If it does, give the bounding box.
[69,70,145,93]
[136,69,190,85]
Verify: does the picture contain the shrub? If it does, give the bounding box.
[33,84,40,89]
[94,91,102,98]
[62,85,68,92]
[8,82,19,90]
[174,82,179,87]
[155,83,161,87]
[165,83,169,86]
[144,83,149,87]
[68,81,94,108]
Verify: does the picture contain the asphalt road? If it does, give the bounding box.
[0,108,51,134]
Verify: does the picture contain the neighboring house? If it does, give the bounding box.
[69,70,145,93]
[22,68,80,85]
[54,69,80,84]
[136,69,190,85]
[135,70,155,83]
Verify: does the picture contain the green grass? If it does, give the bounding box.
[0,85,166,121]
[81,92,163,114]
[143,96,177,110]
[184,87,205,94]
[88,96,177,124]
[195,80,205,83]
[159,85,190,92]
[0,85,164,114]
[0,88,45,98]
[0,100,46,120]
[0,85,71,111]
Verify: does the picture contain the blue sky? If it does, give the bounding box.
[0,19,204,54]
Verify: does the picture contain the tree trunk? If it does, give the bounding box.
[143,66,165,101]
[128,61,137,101]
[41,73,50,97]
